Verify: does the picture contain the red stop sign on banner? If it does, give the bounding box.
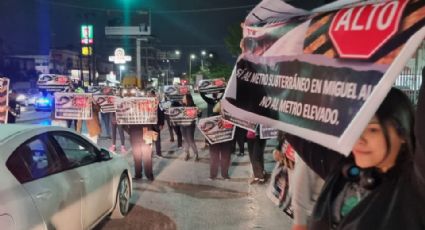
[329,0,408,59]
[185,108,197,118]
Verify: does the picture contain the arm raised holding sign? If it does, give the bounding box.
[286,86,425,229]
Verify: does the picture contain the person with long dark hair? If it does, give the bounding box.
[149,90,165,157]
[170,100,183,149]
[285,86,425,229]
[181,93,200,161]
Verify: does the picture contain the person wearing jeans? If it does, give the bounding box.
[101,112,111,138]
[109,112,127,153]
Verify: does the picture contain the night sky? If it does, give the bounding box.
[0,0,329,72]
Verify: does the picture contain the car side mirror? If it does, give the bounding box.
[99,148,112,161]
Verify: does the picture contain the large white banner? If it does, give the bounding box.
[198,115,235,144]
[55,93,93,120]
[222,0,425,155]
[115,97,158,125]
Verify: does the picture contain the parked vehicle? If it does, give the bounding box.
[27,89,42,106]
[15,92,28,106]
[0,125,132,229]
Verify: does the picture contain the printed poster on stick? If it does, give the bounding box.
[222,0,425,155]
[93,95,116,113]
[198,115,235,144]
[222,108,257,132]
[0,77,10,124]
[167,106,198,126]
[37,74,71,92]
[115,97,158,125]
[260,125,278,140]
[55,93,93,120]
[198,78,227,94]
[164,85,189,101]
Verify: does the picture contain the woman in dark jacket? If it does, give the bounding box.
[181,93,200,161]
[286,86,425,229]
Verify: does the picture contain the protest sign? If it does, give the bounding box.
[198,115,235,144]
[198,78,227,94]
[167,106,198,126]
[115,97,158,124]
[55,93,93,120]
[164,85,189,101]
[222,0,425,155]
[0,77,10,123]
[93,95,116,113]
[37,74,71,92]
[222,108,257,132]
[260,125,278,139]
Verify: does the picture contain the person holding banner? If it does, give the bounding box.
[170,100,183,149]
[150,90,165,158]
[128,125,154,181]
[286,87,425,229]
[200,91,223,149]
[109,112,127,154]
[207,101,233,180]
[161,95,176,143]
[247,125,267,184]
[181,94,200,161]
[77,101,102,144]
[200,91,222,117]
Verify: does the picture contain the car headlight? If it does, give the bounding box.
[17,94,27,101]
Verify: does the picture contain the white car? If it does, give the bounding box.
[0,124,132,230]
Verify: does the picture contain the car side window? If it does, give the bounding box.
[51,132,99,168]
[6,136,62,183]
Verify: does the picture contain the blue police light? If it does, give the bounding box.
[36,98,51,106]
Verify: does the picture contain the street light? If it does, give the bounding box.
[166,59,170,85]
[201,50,206,70]
[119,65,125,84]
[189,54,196,84]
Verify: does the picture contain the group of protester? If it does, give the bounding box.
[7,71,425,229]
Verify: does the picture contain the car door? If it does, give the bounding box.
[13,135,84,230]
[50,132,115,228]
